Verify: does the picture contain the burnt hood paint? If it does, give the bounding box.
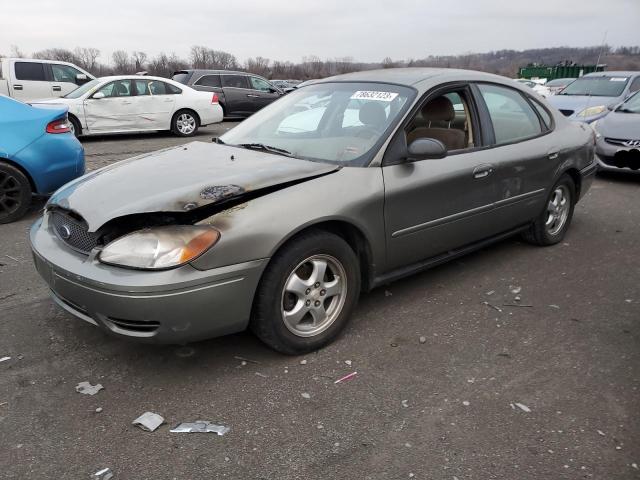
[49,141,340,231]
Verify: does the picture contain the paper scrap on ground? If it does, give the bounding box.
[334,372,358,384]
[170,421,230,435]
[75,381,103,395]
[132,412,165,432]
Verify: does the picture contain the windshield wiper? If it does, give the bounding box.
[236,143,295,157]
[616,108,637,114]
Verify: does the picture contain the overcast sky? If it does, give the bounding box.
[2,0,638,63]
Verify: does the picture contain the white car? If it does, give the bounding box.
[33,76,223,137]
[514,78,551,98]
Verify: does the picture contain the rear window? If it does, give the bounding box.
[15,62,46,81]
[194,74,222,88]
[171,71,190,84]
[221,75,249,89]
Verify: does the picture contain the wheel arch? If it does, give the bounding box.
[172,108,201,127]
[0,157,37,193]
[67,112,82,135]
[563,167,582,200]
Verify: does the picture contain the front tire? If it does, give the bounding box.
[522,174,576,246]
[251,230,361,354]
[0,162,32,224]
[171,110,199,137]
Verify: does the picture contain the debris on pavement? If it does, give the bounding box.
[299,359,307,365]
[334,372,358,384]
[92,467,114,480]
[549,304,560,309]
[462,400,470,406]
[170,421,230,435]
[95,407,103,413]
[401,400,409,408]
[255,372,268,378]
[510,286,522,294]
[385,290,393,297]
[132,412,165,432]
[301,393,311,399]
[486,290,495,295]
[344,360,352,366]
[503,303,533,308]
[632,463,638,470]
[513,402,531,412]
[0,356,11,363]
[597,429,606,436]
[419,336,427,344]
[234,355,260,364]
[75,382,104,396]
[482,301,503,313]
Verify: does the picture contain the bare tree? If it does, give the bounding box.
[10,45,25,57]
[112,50,132,74]
[132,51,148,71]
[74,47,100,72]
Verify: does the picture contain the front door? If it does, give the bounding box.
[383,87,503,269]
[247,76,282,113]
[220,74,252,116]
[50,63,85,97]
[83,79,137,132]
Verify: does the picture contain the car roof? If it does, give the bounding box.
[583,71,640,78]
[312,67,521,91]
[177,69,263,77]
[96,75,178,82]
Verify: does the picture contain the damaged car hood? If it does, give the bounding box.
[49,141,340,231]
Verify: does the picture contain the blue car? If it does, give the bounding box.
[0,95,84,223]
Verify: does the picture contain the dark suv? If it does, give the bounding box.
[172,70,283,119]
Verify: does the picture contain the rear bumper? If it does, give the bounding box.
[30,216,267,344]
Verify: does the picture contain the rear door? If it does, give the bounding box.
[220,74,252,116]
[247,76,282,112]
[383,85,503,269]
[472,83,555,230]
[132,79,176,130]
[10,61,51,100]
[83,79,137,132]
[190,73,224,108]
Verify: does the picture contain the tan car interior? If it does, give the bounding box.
[406,93,474,151]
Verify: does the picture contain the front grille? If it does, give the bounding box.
[50,209,98,254]
[605,137,640,147]
[107,318,160,334]
[559,109,574,117]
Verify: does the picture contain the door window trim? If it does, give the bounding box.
[471,82,555,148]
[193,73,222,88]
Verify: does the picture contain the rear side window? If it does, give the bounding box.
[530,99,552,130]
[15,62,46,81]
[195,74,221,88]
[221,75,249,89]
[478,84,543,144]
[630,77,640,93]
[171,71,190,84]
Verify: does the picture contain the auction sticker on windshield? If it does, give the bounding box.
[351,91,399,101]
[610,78,628,82]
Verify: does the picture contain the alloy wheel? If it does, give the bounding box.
[281,254,347,337]
[176,113,196,135]
[545,185,570,235]
[0,171,23,218]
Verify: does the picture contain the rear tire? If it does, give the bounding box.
[68,115,81,138]
[0,162,32,224]
[171,110,199,137]
[522,174,575,246]
[251,230,361,355]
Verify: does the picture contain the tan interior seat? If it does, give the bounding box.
[407,97,466,150]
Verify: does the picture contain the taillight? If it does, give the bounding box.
[46,117,71,134]
[211,93,219,104]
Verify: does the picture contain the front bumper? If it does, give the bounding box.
[30,216,268,344]
[595,138,640,174]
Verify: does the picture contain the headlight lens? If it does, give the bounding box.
[99,226,220,270]
[576,105,607,118]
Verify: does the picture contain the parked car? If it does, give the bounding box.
[0,58,94,102]
[271,80,297,93]
[32,76,223,137]
[514,78,551,97]
[0,95,84,223]
[171,69,284,118]
[592,90,640,173]
[30,68,596,353]
[548,71,640,123]
[545,77,575,95]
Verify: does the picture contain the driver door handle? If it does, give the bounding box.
[246,94,260,98]
[473,164,494,179]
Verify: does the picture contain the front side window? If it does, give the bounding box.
[96,80,132,98]
[617,91,640,114]
[220,82,415,166]
[194,74,221,88]
[221,75,249,89]
[250,77,273,92]
[14,62,46,81]
[478,84,543,145]
[135,80,151,96]
[559,76,629,97]
[52,64,82,84]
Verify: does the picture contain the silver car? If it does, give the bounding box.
[30,68,597,354]
[592,90,640,173]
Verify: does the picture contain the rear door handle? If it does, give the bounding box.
[548,151,559,160]
[473,164,494,179]
[246,94,260,98]
[13,84,23,90]
[52,85,62,92]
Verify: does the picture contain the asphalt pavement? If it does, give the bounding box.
[0,125,638,479]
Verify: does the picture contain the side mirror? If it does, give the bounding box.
[407,138,447,160]
[76,73,88,81]
[269,87,281,94]
[92,91,105,99]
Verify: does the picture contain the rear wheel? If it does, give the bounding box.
[251,230,361,354]
[522,174,575,245]
[0,163,31,224]
[68,115,81,138]
[172,110,199,137]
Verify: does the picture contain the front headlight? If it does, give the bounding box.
[576,105,607,118]
[99,226,220,270]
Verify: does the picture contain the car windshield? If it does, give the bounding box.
[559,76,629,97]
[547,78,573,87]
[64,79,101,99]
[617,91,640,113]
[220,82,415,166]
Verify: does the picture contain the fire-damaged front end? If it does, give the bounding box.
[29,141,350,343]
